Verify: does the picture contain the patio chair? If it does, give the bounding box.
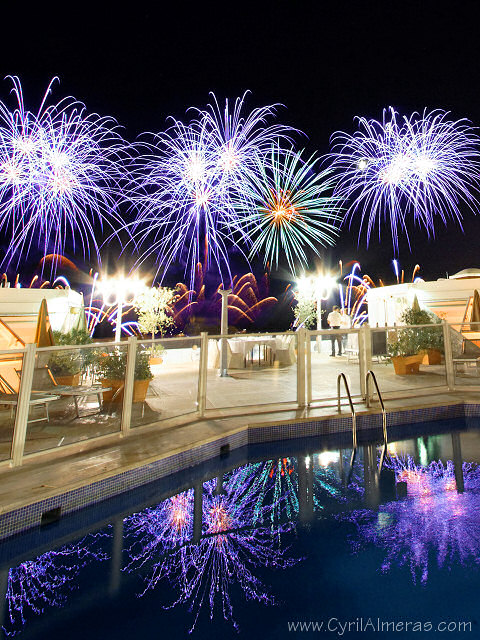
[274,335,296,366]
[345,333,359,362]
[15,366,111,418]
[210,341,245,369]
[0,374,59,424]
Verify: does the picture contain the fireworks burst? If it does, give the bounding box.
[240,146,340,274]
[0,76,127,274]
[129,93,295,288]
[329,107,480,250]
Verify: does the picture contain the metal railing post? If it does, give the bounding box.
[306,330,312,405]
[121,336,137,436]
[197,332,208,417]
[11,343,36,466]
[296,328,306,408]
[443,319,454,390]
[359,324,372,399]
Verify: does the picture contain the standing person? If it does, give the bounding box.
[327,305,343,356]
[340,309,352,354]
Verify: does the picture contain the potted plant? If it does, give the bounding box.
[401,307,444,365]
[388,330,425,374]
[148,343,165,365]
[388,308,444,374]
[96,349,153,403]
[48,329,94,385]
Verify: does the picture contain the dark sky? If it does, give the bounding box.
[1,0,480,287]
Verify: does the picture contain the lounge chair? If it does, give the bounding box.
[0,374,59,424]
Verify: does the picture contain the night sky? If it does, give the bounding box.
[1,0,480,288]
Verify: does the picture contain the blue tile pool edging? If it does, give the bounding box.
[0,402,477,540]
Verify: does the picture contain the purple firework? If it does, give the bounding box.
[0,76,127,274]
[329,107,480,250]
[129,93,295,287]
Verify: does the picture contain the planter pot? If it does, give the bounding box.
[55,373,81,386]
[420,349,442,365]
[101,378,151,404]
[149,357,163,365]
[101,379,124,403]
[133,379,151,403]
[392,354,424,375]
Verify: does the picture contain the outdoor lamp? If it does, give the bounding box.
[97,273,146,343]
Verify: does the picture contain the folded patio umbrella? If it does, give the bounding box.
[471,289,480,324]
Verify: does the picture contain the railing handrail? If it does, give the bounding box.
[337,373,357,449]
[365,370,385,412]
[308,327,360,335]
[370,323,444,331]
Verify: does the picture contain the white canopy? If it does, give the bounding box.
[0,287,84,334]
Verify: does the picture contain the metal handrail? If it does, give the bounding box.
[365,370,388,471]
[337,373,357,449]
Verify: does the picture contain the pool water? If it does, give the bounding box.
[2,418,480,639]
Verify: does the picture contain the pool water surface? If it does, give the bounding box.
[1,418,480,639]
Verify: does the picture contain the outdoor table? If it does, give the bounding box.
[32,385,112,418]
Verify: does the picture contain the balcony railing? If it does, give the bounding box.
[0,320,475,468]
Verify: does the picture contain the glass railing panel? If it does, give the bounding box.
[308,329,362,402]
[370,324,446,395]
[0,349,25,462]
[130,337,201,427]
[23,342,125,455]
[449,321,480,387]
[206,332,298,410]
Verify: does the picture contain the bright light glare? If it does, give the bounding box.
[314,273,337,300]
[97,274,146,304]
[296,272,337,300]
[316,451,340,466]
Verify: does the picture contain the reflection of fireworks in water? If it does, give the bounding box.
[123,490,194,598]
[343,456,480,584]
[4,533,108,635]
[123,469,299,632]
[247,453,364,527]
[246,458,299,524]
[187,479,298,631]
[314,451,364,503]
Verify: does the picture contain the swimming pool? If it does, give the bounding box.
[1,417,479,638]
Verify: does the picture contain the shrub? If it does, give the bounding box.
[388,307,444,357]
[96,349,153,381]
[49,329,94,376]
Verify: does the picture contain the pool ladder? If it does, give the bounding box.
[337,370,388,482]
